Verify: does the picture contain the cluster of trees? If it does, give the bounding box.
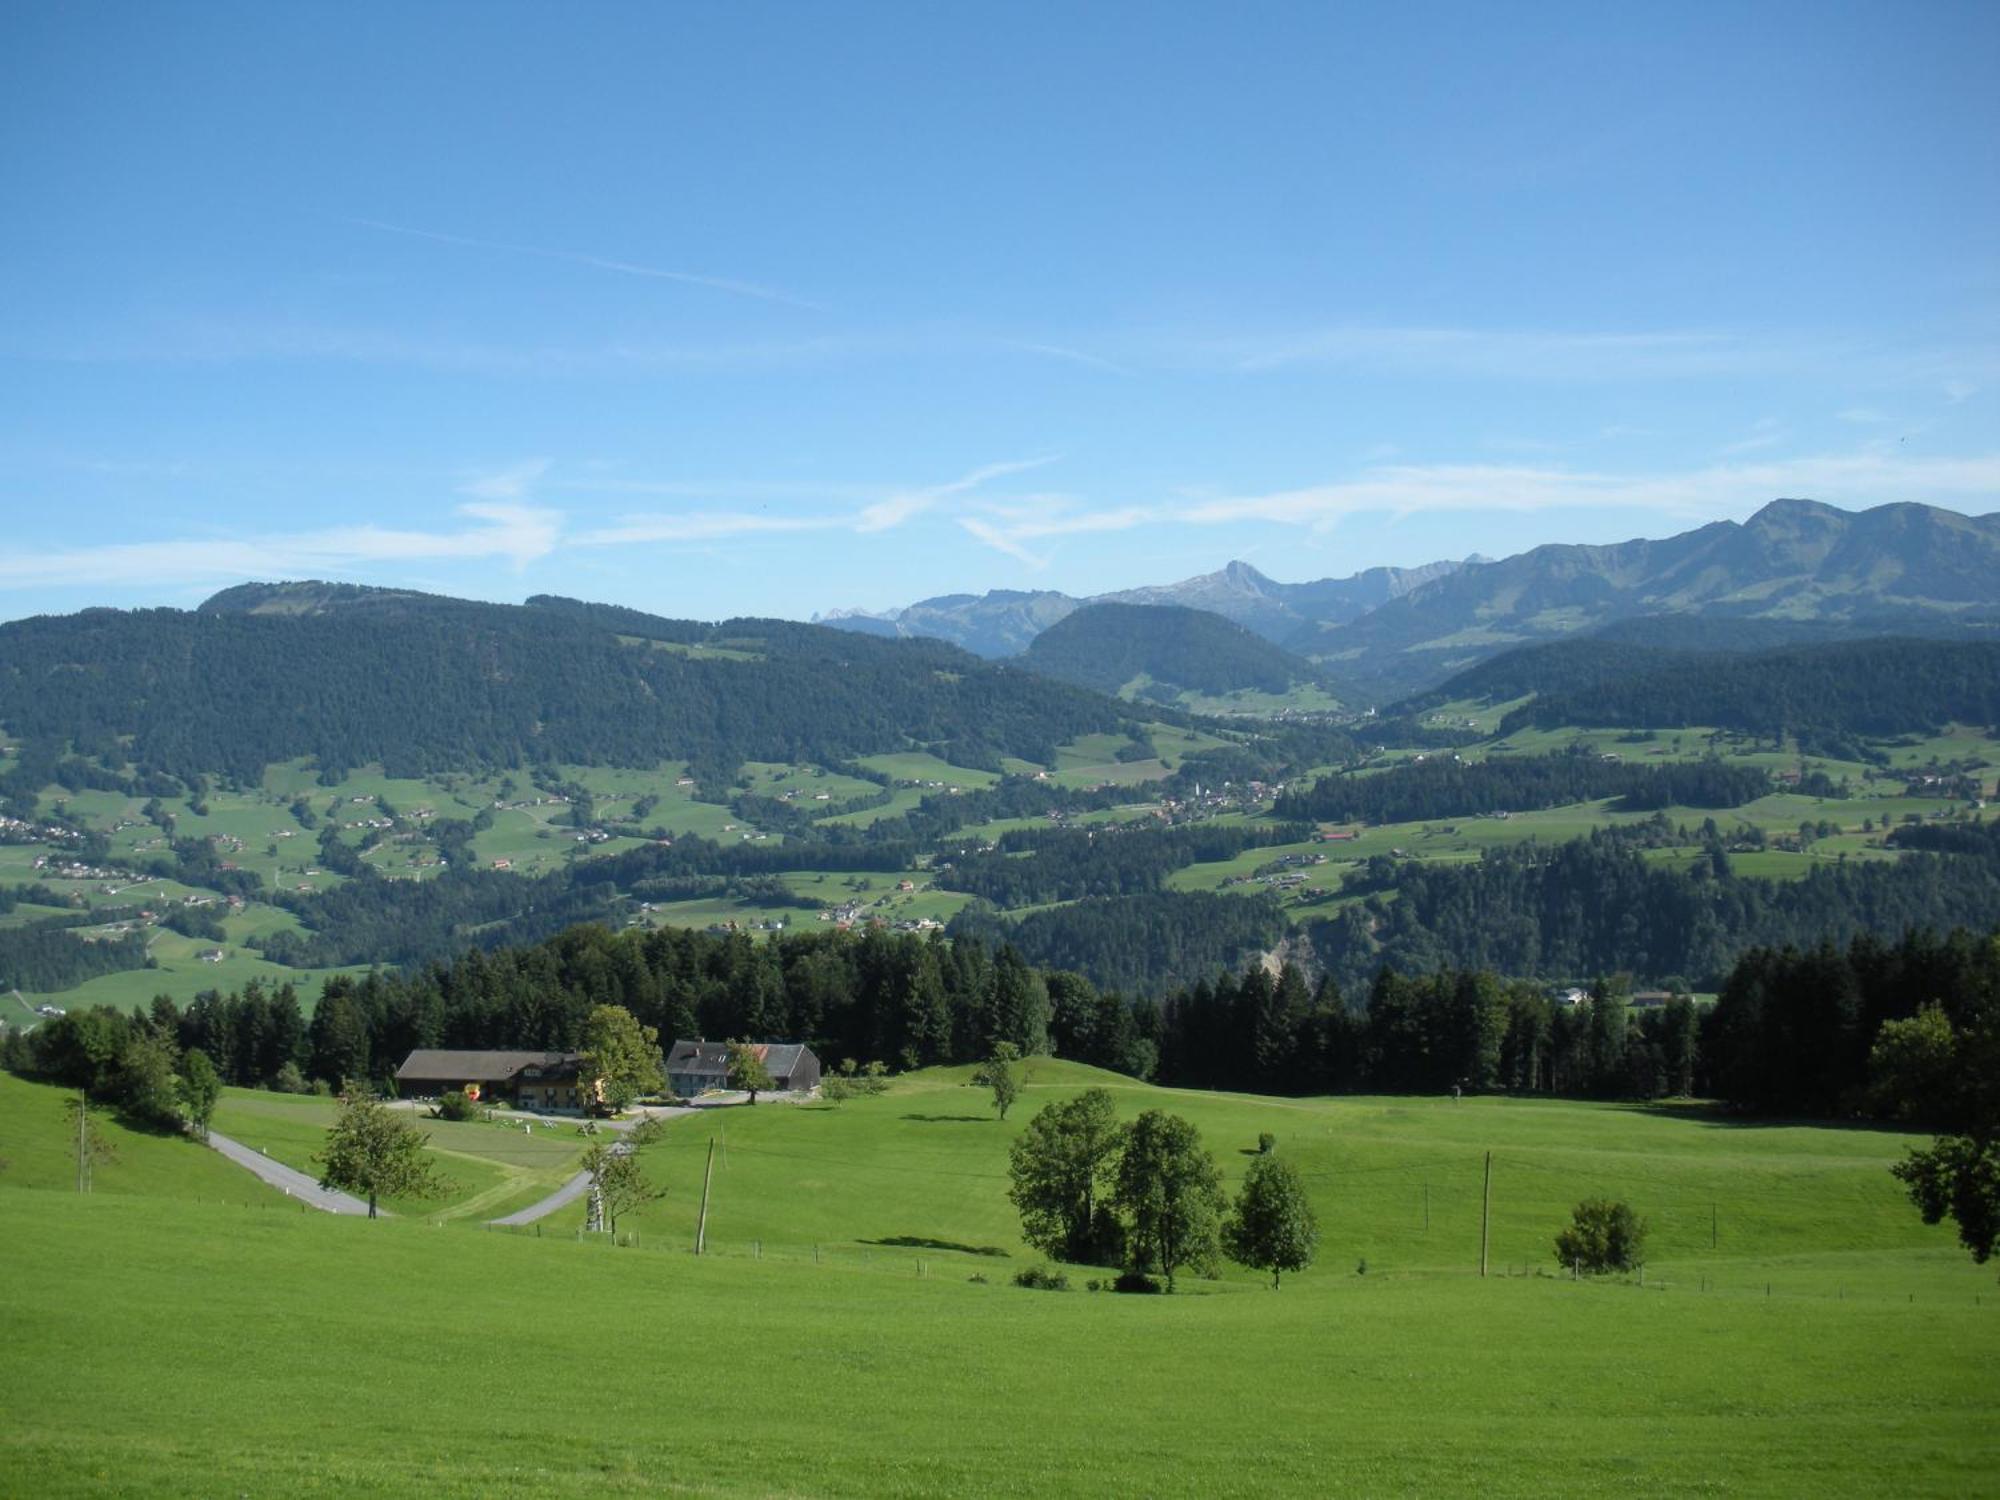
[1704,926,1999,1120]
[0,917,154,992]
[951,891,1288,999]
[20,925,1151,1094]
[1491,637,2000,743]
[1308,820,2000,995]
[963,819,2000,1000]
[1275,751,1769,825]
[1,1003,222,1139]
[1007,1090,1317,1289]
[936,822,1311,907]
[1152,965,1698,1101]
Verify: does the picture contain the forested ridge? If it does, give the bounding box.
[0,591,1131,784]
[1020,602,1327,699]
[1398,635,2000,741]
[967,818,2000,997]
[1275,752,1770,824]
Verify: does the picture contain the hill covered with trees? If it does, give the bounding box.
[0,584,1136,786]
[1018,603,1332,703]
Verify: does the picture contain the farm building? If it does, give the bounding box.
[666,1040,822,1098]
[394,1049,596,1109]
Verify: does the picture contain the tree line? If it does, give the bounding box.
[1274,750,1769,825]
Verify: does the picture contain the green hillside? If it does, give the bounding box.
[3,1061,1995,1496]
[1020,602,1338,709]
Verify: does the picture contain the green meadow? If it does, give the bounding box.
[6,1063,1996,1495]
[207,1087,595,1221]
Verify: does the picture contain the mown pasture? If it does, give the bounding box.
[2,1061,1995,1496]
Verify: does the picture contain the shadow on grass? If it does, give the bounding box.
[901,1113,992,1124]
[1617,1100,1921,1135]
[862,1235,1011,1258]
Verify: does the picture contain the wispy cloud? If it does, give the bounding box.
[348,218,822,311]
[1225,325,1779,381]
[1003,340,1134,376]
[956,495,1153,566]
[460,459,551,501]
[571,512,840,547]
[564,456,1061,553]
[0,502,562,590]
[1175,450,2000,529]
[854,456,1058,533]
[1719,417,1786,456]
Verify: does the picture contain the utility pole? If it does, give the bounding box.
[77,1092,88,1194]
[1479,1151,1492,1278]
[694,1137,715,1255]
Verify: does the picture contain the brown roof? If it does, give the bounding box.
[394,1049,577,1082]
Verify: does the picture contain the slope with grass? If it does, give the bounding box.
[3,1059,1997,1496]
[206,1087,597,1222]
[0,1071,279,1207]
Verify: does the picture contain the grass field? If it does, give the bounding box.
[207,1087,593,1221]
[0,1072,280,1207]
[3,1061,1996,1496]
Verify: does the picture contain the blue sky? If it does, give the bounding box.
[2,0,1995,624]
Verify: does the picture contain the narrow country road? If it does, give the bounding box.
[206,1129,376,1216]
[487,1104,700,1227]
[487,1163,597,1226]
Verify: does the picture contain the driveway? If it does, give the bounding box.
[486,1104,699,1227]
[206,1129,376,1216]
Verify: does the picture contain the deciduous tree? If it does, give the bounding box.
[1007,1087,1124,1265]
[177,1048,222,1142]
[581,1118,667,1235]
[1225,1155,1318,1288]
[316,1093,451,1219]
[1555,1198,1647,1274]
[979,1041,1021,1121]
[1114,1109,1224,1292]
[726,1040,775,1104]
[579,1004,664,1113]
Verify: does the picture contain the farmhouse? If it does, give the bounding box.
[666,1039,822,1098]
[395,1049,596,1109]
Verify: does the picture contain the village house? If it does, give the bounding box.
[666,1039,822,1099]
[394,1048,601,1110]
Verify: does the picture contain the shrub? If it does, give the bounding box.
[1257,1132,1276,1155]
[433,1090,479,1122]
[1112,1271,1162,1294]
[820,1076,855,1103]
[270,1062,308,1095]
[1555,1198,1647,1274]
[1013,1265,1070,1291]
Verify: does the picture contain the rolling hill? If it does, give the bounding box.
[1017,602,1336,706]
[0,582,1141,784]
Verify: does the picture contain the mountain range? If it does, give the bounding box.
[818,557,1468,658]
[823,499,2000,700]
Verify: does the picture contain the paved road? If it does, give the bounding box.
[206,1129,377,1216]
[486,1104,699,1227]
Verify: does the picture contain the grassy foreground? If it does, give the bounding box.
[3,1064,1997,1496]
